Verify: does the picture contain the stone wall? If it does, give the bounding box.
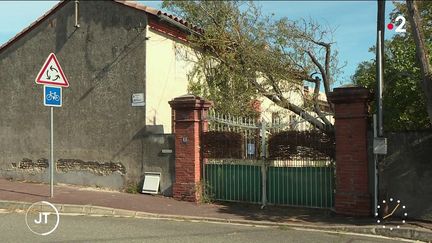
[0,1,175,193]
[377,130,432,221]
[0,132,175,195]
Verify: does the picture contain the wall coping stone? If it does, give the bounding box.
[169,94,213,110]
[329,86,372,104]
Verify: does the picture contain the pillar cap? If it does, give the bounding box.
[328,86,372,104]
[169,94,213,109]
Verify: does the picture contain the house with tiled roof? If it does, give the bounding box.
[0,0,199,193]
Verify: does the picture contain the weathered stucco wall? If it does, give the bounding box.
[140,130,175,196]
[0,1,174,192]
[145,27,192,133]
[378,130,432,221]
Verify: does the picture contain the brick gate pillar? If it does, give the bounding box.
[329,86,372,216]
[169,95,212,202]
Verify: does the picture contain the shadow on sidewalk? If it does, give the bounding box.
[212,201,373,226]
[0,188,47,198]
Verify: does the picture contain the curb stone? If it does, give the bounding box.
[113,208,137,217]
[0,200,430,242]
[89,206,115,216]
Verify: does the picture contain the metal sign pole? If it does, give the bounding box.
[374,0,387,217]
[36,53,68,199]
[376,0,385,137]
[50,106,54,198]
[377,30,384,137]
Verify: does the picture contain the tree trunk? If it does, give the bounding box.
[406,0,432,125]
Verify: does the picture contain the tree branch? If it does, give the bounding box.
[324,45,331,95]
[306,50,327,84]
[406,0,432,124]
[306,49,334,112]
[250,78,334,134]
[311,78,333,126]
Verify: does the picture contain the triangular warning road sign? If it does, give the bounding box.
[35,53,69,87]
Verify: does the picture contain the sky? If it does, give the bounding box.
[0,1,397,85]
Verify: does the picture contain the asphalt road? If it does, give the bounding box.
[0,211,413,243]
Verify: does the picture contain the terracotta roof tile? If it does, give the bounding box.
[114,0,203,33]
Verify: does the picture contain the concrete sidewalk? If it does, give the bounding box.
[1,179,431,242]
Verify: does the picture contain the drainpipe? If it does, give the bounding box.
[75,0,80,28]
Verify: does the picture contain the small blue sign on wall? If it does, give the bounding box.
[44,85,62,107]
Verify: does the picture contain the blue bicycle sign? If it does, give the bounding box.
[46,91,60,101]
[44,86,62,107]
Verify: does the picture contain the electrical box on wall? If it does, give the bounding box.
[373,137,387,155]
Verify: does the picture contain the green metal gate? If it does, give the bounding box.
[205,160,262,203]
[203,110,335,209]
[266,162,334,208]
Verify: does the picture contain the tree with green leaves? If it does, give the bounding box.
[162,1,342,135]
[406,0,432,125]
[352,1,432,130]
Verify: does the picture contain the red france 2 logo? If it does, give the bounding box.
[387,15,406,33]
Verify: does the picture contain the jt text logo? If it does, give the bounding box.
[25,201,60,236]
